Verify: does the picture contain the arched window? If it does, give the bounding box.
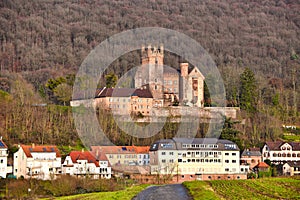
[273,153,277,157]
[297,153,300,157]
[292,153,296,157]
[282,147,286,150]
[282,153,286,157]
[278,153,281,157]
[287,153,291,157]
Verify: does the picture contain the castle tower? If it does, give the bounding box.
[135,44,164,99]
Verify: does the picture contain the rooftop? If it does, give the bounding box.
[20,144,61,158]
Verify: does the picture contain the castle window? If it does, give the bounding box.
[155,85,157,90]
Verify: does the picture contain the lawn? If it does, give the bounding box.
[51,184,150,200]
[183,177,300,200]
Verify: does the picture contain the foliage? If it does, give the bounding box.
[2,176,126,199]
[105,73,118,88]
[239,67,258,114]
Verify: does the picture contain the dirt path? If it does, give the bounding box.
[132,184,192,200]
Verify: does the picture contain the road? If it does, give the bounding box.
[132,184,192,200]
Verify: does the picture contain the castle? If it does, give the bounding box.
[71,45,238,119]
[134,44,205,108]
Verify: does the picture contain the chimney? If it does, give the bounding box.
[159,44,164,54]
[32,143,35,148]
[96,149,99,157]
[180,63,189,77]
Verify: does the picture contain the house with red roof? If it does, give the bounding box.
[13,144,62,180]
[91,146,150,167]
[62,150,111,179]
[262,141,300,164]
[0,137,11,178]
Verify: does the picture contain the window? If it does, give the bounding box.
[232,153,236,156]
[232,160,236,163]
[225,153,229,156]
[162,152,166,155]
[225,160,229,163]
[208,176,211,179]
[225,168,229,172]
[0,159,3,164]
[169,152,174,155]
[178,159,182,162]
[162,159,166,163]
[170,159,174,163]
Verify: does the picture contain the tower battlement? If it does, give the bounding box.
[141,44,164,58]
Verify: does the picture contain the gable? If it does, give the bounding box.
[188,67,205,80]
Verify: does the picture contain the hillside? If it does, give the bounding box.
[183,177,300,199]
[0,0,299,148]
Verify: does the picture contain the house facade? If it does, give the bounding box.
[13,144,62,180]
[262,141,300,164]
[91,146,150,166]
[241,148,262,169]
[0,137,9,178]
[283,161,300,176]
[62,151,111,179]
[149,138,247,182]
[94,87,154,116]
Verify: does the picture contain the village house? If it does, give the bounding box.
[91,146,150,166]
[282,161,300,176]
[240,148,262,169]
[149,138,247,182]
[252,162,270,173]
[0,137,12,178]
[13,144,62,180]
[262,141,300,164]
[62,150,111,179]
[94,87,154,116]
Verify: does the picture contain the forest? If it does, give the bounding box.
[0,0,299,153]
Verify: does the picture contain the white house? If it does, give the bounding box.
[62,151,111,179]
[149,138,247,182]
[13,144,62,180]
[283,161,300,176]
[0,137,9,178]
[262,141,300,164]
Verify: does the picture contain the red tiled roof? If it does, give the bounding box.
[91,146,150,155]
[265,141,300,151]
[21,145,61,158]
[255,162,269,168]
[69,151,100,167]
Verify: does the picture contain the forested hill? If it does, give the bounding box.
[0,0,299,76]
[0,0,299,147]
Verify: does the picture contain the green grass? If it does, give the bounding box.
[50,184,150,200]
[184,177,300,200]
[182,181,220,200]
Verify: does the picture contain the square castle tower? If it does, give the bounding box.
[134,45,205,107]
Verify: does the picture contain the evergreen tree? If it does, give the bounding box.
[239,67,258,113]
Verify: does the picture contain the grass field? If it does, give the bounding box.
[51,184,149,200]
[183,177,300,200]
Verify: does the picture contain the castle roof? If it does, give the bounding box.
[96,88,153,98]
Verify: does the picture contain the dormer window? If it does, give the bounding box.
[282,147,286,150]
